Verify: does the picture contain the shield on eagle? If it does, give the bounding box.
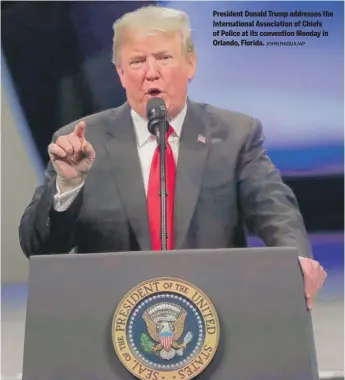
[160,330,173,350]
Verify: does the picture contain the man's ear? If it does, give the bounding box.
[187,53,197,81]
[116,65,126,88]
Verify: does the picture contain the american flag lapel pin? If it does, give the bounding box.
[197,134,206,144]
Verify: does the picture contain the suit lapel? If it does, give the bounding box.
[174,100,210,249]
[104,103,151,251]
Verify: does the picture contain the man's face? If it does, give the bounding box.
[116,31,196,119]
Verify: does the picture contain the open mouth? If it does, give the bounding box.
[147,89,162,96]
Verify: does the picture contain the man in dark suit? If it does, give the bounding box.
[19,5,326,308]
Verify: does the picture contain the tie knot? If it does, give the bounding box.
[166,125,174,139]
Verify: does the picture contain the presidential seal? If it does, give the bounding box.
[112,277,219,380]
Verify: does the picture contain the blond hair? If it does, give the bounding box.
[112,5,195,66]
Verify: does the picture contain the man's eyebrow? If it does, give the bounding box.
[129,54,146,60]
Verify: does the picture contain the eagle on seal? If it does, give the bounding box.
[142,302,193,360]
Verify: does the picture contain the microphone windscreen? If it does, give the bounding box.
[146,98,167,136]
[146,98,167,120]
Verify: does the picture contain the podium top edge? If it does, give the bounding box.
[30,246,299,261]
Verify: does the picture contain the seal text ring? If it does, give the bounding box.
[112,277,220,380]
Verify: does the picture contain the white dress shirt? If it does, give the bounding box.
[53,103,187,212]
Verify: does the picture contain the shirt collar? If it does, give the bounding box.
[131,102,187,148]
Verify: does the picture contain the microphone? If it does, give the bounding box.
[146,98,168,139]
[146,98,169,251]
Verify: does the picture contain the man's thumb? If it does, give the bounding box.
[82,141,96,161]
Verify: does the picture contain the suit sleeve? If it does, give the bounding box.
[18,131,83,257]
[237,118,312,258]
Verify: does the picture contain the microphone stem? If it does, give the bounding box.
[158,120,168,251]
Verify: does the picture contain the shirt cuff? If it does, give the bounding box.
[53,180,84,212]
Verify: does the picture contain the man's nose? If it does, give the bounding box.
[145,59,160,80]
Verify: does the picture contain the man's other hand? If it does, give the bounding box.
[299,256,327,310]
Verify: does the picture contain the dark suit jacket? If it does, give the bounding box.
[19,99,312,257]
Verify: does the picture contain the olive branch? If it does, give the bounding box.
[140,333,155,353]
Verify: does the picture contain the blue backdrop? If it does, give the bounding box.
[160,1,344,177]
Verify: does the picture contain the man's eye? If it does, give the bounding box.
[131,59,144,64]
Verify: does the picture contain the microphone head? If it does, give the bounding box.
[146,98,167,119]
[146,98,167,136]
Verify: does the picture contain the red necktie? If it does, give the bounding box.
[147,126,176,250]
